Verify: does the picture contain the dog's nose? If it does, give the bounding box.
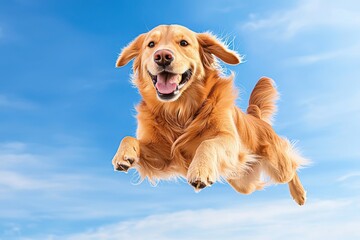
[154,49,174,67]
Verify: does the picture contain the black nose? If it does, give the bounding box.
[154,49,174,67]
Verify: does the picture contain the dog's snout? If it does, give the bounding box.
[154,49,174,66]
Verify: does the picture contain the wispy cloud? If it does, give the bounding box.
[0,141,104,192]
[0,94,37,110]
[300,93,360,129]
[336,172,360,191]
[283,90,360,161]
[0,169,106,192]
[337,172,360,182]
[52,198,359,240]
[0,170,55,190]
[288,43,360,65]
[0,140,157,222]
[0,141,27,152]
[0,142,43,170]
[242,0,360,39]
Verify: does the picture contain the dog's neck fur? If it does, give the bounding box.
[133,68,237,173]
[137,70,224,129]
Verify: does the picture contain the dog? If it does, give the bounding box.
[112,24,308,205]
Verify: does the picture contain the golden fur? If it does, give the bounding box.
[112,25,308,205]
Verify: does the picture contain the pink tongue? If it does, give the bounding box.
[155,73,179,94]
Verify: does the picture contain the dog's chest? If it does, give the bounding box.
[157,115,210,161]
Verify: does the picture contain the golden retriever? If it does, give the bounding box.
[112,25,308,205]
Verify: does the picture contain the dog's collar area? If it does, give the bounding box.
[147,69,192,101]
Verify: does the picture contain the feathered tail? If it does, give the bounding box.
[247,77,279,125]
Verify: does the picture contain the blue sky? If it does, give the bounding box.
[1,0,360,239]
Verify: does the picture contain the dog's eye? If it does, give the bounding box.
[180,40,189,47]
[148,41,155,48]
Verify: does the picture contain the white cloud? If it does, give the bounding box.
[242,0,360,39]
[51,198,359,240]
[0,140,156,221]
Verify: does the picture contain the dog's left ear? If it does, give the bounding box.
[116,33,146,67]
[197,32,241,66]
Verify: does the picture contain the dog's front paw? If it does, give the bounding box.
[187,163,216,192]
[112,153,137,172]
[112,136,139,172]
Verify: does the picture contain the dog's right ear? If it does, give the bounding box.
[116,33,146,67]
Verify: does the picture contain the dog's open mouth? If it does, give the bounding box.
[148,70,192,101]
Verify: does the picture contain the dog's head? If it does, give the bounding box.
[116,25,240,102]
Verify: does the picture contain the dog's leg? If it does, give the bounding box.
[227,162,264,194]
[260,138,308,205]
[187,134,238,191]
[260,139,296,184]
[262,138,308,183]
[112,136,178,181]
[112,136,140,172]
[289,172,306,205]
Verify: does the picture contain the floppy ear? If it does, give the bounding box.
[116,33,146,67]
[197,32,241,66]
